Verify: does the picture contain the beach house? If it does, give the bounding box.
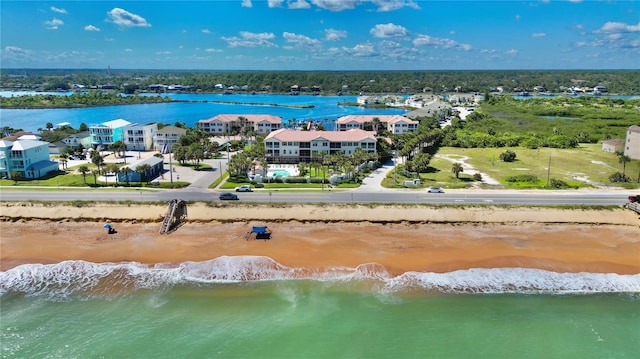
[89,119,131,150]
[154,125,187,152]
[264,129,376,164]
[123,123,157,151]
[0,138,59,179]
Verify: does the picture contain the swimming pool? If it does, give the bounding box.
[270,169,291,177]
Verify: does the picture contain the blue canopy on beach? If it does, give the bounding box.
[103,223,112,229]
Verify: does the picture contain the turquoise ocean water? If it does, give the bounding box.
[2,257,639,359]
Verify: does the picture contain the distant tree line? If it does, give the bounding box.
[2,69,639,95]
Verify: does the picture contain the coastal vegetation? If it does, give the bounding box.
[0,91,172,109]
[3,69,640,95]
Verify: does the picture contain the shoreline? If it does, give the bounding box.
[2,203,638,275]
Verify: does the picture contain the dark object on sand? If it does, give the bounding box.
[246,226,272,240]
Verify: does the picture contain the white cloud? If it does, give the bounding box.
[283,32,322,48]
[506,49,518,55]
[242,0,253,8]
[84,25,101,32]
[45,18,63,30]
[413,34,471,51]
[370,0,420,12]
[568,0,583,3]
[3,46,34,58]
[125,48,133,52]
[531,32,546,38]
[205,48,223,53]
[325,28,347,41]
[288,0,311,9]
[370,23,408,38]
[515,14,521,21]
[202,29,211,34]
[107,8,151,28]
[596,21,640,33]
[50,6,67,14]
[222,31,277,48]
[268,0,285,7]
[156,51,172,55]
[105,38,115,42]
[311,0,357,11]
[342,43,377,57]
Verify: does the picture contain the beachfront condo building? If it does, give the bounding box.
[196,114,282,135]
[0,138,59,179]
[264,128,376,164]
[336,115,418,134]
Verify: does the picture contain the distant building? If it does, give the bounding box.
[264,129,376,164]
[0,139,59,179]
[602,139,624,154]
[154,125,187,152]
[336,115,418,134]
[624,125,640,160]
[197,114,282,135]
[61,131,91,149]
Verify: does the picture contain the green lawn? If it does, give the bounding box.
[383,144,639,190]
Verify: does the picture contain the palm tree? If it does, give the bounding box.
[58,153,68,170]
[618,154,631,176]
[78,165,90,184]
[121,166,131,186]
[136,164,152,184]
[451,162,464,179]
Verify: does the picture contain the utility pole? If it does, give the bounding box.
[546,155,551,187]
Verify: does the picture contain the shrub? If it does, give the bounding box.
[609,172,630,183]
[549,178,571,189]
[254,183,264,188]
[283,176,308,183]
[499,149,517,162]
[473,173,483,181]
[506,174,539,183]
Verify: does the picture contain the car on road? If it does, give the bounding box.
[629,195,640,203]
[219,192,239,201]
[235,185,253,192]
[427,186,445,193]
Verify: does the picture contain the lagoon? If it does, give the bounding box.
[0,93,408,132]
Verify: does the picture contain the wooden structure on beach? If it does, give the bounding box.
[246,226,272,240]
[159,199,187,234]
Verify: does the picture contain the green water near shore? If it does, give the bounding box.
[2,279,638,359]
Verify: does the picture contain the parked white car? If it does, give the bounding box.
[427,186,444,193]
[235,185,253,192]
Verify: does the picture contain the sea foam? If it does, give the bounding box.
[1,256,639,297]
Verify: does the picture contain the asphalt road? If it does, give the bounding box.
[0,188,631,207]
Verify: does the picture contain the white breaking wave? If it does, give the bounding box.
[1,256,639,297]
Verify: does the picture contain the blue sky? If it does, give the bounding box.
[1,0,638,70]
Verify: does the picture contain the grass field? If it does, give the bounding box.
[382,144,640,190]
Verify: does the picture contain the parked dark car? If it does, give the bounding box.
[219,192,239,201]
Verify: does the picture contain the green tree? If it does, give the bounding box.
[618,153,631,176]
[451,162,464,178]
[78,165,90,184]
[136,164,152,184]
[499,150,517,162]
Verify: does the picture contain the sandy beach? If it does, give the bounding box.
[1,202,639,275]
